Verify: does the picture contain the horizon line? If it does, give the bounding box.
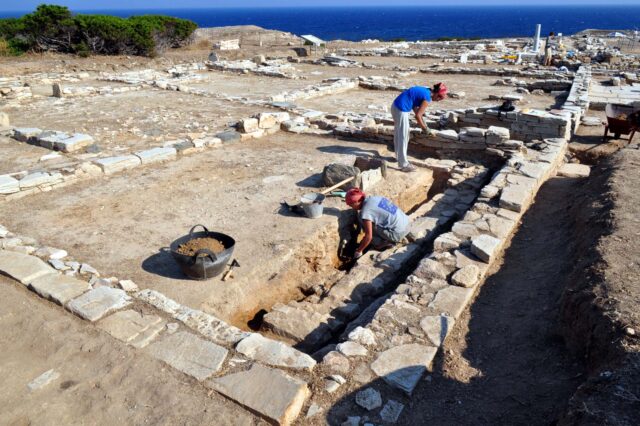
[2,3,640,13]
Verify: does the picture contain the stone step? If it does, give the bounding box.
[0,250,55,284]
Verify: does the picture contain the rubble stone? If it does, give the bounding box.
[355,388,382,410]
[235,333,316,371]
[67,287,131,321]
[371,344,438,394]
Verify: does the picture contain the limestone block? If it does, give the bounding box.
[414,258,449,280]
[0,175,20,194]
[471,234,501,263]
[67,287,132,321]
[239,117,259,133]
[336,341,368,357]
[433,232,461,252]
[428,285,474,319]
[0,112,9,128]
[451,264,480,288]
[55,133,94,152]
[380,400,405,423]
[147,331,227,381]
[134,147,177,164]
[235,333,316,371]
[93,155,141,175]
[256,112,278,129]
[360,168,383,192]
[420,314,455,346]
[206,364,309,426]
[13,128,42,142]
[19,172,51,189]
[0,251,55,285]
[262,305,333,350]
[371,344,438,394]
[451,222,480,239]
[499,184,530,212]
[98,309,163,345]
[348,327,377,346]
[29,273,90,305]
[558,163,590,178]
[355,388,382,410]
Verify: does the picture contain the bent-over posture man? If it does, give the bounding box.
[391,83,447,172]
[345,188,411,259]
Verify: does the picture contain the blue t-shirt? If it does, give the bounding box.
[393,86,432,112]
[360,196,409,234]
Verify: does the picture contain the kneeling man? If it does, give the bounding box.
[345,188,411,259]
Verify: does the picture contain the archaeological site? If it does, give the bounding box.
[1,24,639,425]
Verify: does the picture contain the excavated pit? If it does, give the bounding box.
[255,158,500,354]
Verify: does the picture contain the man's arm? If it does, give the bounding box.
[415,100,429,131]
[354,220,373,258]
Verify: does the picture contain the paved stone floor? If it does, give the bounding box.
[0,275,261,425]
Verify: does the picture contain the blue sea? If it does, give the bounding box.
[2,6,640,41]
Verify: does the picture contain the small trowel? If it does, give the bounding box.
[222,259,240,281]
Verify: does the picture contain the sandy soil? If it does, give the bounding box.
[296,73,558,114]
[0,132,431,329]
[5,89,265,154]
[569,110,632,163]
[0,276,261,426]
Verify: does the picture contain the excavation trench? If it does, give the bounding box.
[250,160,497,355]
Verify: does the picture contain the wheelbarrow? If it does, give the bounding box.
[170,224,235,280]
[603,103,640,143]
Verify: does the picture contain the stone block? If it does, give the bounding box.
[336,341,368,357]
[55,133,94,152]
[206,364,309,426]
[428,285,474,318]
[371,344,438,394]
[451,264,480,288]
[420,314,455,346]
[67,286,132,321]
[235,333,316,371]
[239,117,259,133]
[29,273,90,305]
[471,234,501,263]
[0,112,9,128]
[0,175,20,194]
[93,155,141,175]
[13,128,42,142]
[380,400,405,423]
[355,388,382,410]
[98,309,163,345]
[558,163,590,178]
[262,305,333,351]
[216,130,241,143]
[19,172,52,189]
[0,251,55,284]
[134,147,177,164]
[499,184,530,212]
[147,331,227,381]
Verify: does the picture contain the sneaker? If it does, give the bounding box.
[401,164,417,173]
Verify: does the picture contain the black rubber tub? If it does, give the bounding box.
[170,224,235,280]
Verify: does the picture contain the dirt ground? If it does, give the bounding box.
[5,88,265,154]
[0,132,431,329]
[569,110,633,163]
[559,149,640,425]
[296,73,558,114]
[0,275,261,426]
[396,176,585,425]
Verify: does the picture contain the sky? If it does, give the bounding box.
[1,0,638,12]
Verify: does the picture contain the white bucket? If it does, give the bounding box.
[300,192,325,219]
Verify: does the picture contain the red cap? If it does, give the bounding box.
[345,188,365,206]
[435,82,448,97]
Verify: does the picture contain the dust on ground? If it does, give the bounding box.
[0,276,262,426]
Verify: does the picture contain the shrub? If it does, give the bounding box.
[0,4,197,57]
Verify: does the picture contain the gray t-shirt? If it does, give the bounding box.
[360,196,409,233]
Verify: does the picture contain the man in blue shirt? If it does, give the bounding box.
[391,83,448,172]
